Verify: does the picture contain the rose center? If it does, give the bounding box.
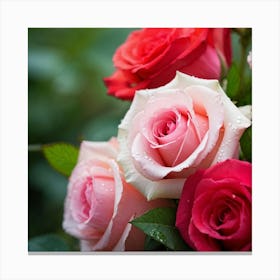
[152,111,182,139]
[154,119,177,138]
[218,207,231,225]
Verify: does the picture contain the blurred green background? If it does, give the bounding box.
[28,28,251,251]
[28,28,136,251]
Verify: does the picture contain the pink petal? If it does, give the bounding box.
[203,159,252,188]
[186,85,224,165]
[180,45,221,79]
[78,140,118,162]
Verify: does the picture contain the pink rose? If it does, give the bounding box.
[117,72,251,200]
[62,138,170,251]
[175,159,252,251]
[104,28,232,100]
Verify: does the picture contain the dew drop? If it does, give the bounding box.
[226,139,231,144]
[151,229,166,244]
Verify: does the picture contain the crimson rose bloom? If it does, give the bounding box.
[175,159,252,251]
[104,28,232,100]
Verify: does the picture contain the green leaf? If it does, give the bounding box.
[226,63,240,99]
[42,143,79,177]
[131,207,192,251]
[28,234,70,251]
[144,235,167,251]
[240,126,252,162]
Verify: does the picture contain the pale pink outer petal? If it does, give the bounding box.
[80,219,134,252]
[184,85,224,165]
[112,221,133,251]
[211,87,251,164]
[80,221,146,252]
[63,192,97,240]
[80,239,95,251]
[238,105,252,121]
[78,138,118,162]
[123,223,148,251]
[113,214,155,251]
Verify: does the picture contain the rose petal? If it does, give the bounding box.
[210,28,232,67]
[222,202,251,250]
[63,160,115,240]
[183,85,224,165]
[192,188,242,239]
[112,218,133,251]
[176,169,206,248]
[189,221,220,251]
[118,141,186,199]
[86,176,115,231]
[80,160,124,251]
[180,45,221,79]
[78,140,118,162]
[202,159,252,188]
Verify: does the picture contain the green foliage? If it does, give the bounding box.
[228,29,252,107]
[28,234,70,251]
[144,235,167,251]
[131,207,192,251]
[226,63,240,99]
[240,126,252,162]
[42,143,79,177]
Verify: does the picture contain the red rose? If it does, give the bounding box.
[104,28,232,100]
[175,159,252,251]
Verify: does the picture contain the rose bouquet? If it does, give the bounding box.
[28,28,252,252]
